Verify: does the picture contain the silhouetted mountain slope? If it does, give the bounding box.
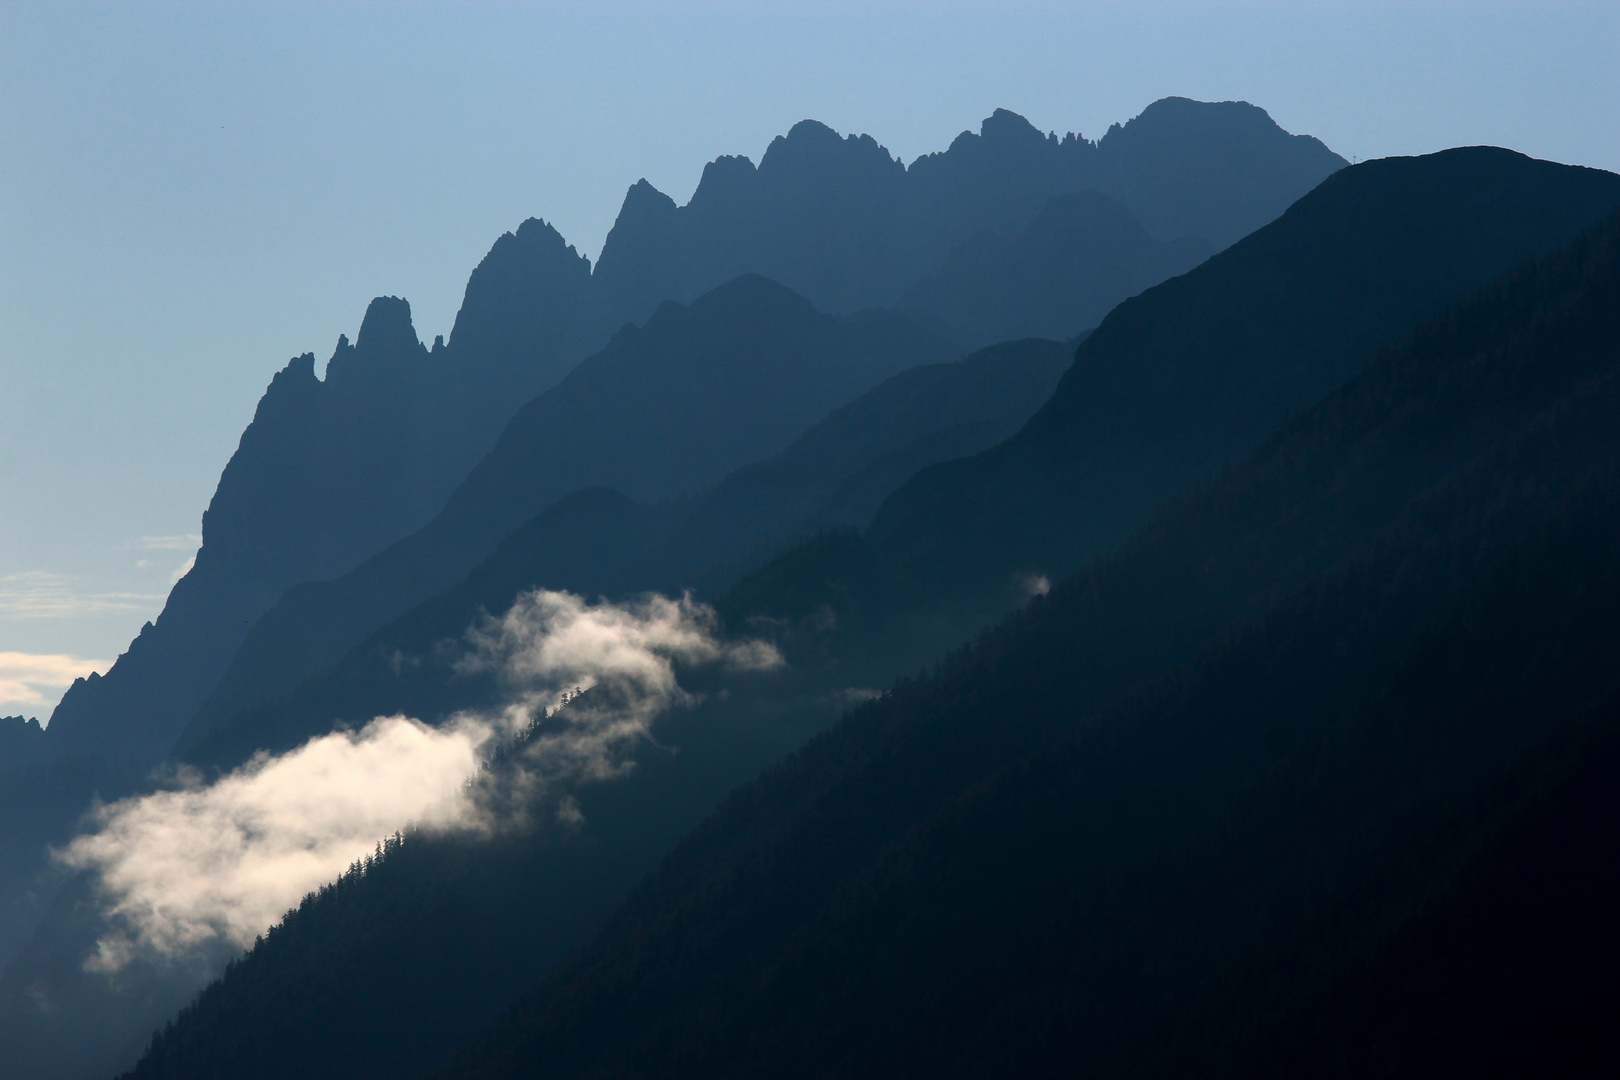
[406,207,1620,1080]
[122,203,1620,1080]
[0,753,102,963]
[43,219,601,773]
[829,502,1620,1080]
[866,147,1620,613]
[0,717,43,765]
[900,191,1212,349]
[594,100,1341,326]
[176,276,949,758]
[182,338,1070,770]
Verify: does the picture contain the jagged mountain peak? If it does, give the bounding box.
[977,107,1055,148]
[512,215,578,251]
[1101,96,1300,151]
[319,296,427,387]
[355,296,422,356]
[758,119,902,179]
[268,351,319,393]
[923,107,1084,170]
[687,155,757,210]
[617,177,678,216]
[445,216,597,382]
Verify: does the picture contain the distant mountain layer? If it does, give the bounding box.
[150,98,1338,778]
[180,336,1073,770]
[899,190,1214,349]
[174,276,949,759]
[596,98,1342,324]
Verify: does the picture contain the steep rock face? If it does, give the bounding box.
[595,100,1346,329]
[445,217,606,414]
[178,337,1073,770]
[45,222,604,769]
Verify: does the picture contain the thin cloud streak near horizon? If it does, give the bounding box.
[0,572,164,620]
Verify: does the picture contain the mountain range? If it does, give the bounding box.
[4,97,1618,1080]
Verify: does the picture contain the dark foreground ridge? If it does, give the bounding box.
[413,206,1620,1080]
[106,179,1620,1078]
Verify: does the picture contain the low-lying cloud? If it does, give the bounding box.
[458,589,781,785]
[59,715,489,970]
[61,589,779,971]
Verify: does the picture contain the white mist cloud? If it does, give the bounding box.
[0,650,110,713]
[457,590,781,784]
[59,714,492,970]
[61,589,779,971]
[137,534,202,551]
[1018,572,1052,598]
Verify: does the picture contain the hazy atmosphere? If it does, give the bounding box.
[3,1,1618,713]
[3,4,1620,1079]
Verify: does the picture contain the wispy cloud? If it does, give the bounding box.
[136,535,202,552]
[0,572,163,619]
[0,650,110,712]
[60,589,781,971]
[456,589,781,785]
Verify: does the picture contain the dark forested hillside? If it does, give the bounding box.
[872,146,1620,595]
[398,207,1620,1080]
[118,195,1620,1080]
[688,149,1620,721]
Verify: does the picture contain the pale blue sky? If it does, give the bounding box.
[2,0,1617,715]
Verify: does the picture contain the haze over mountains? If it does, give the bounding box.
[3,95,1618,1080]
